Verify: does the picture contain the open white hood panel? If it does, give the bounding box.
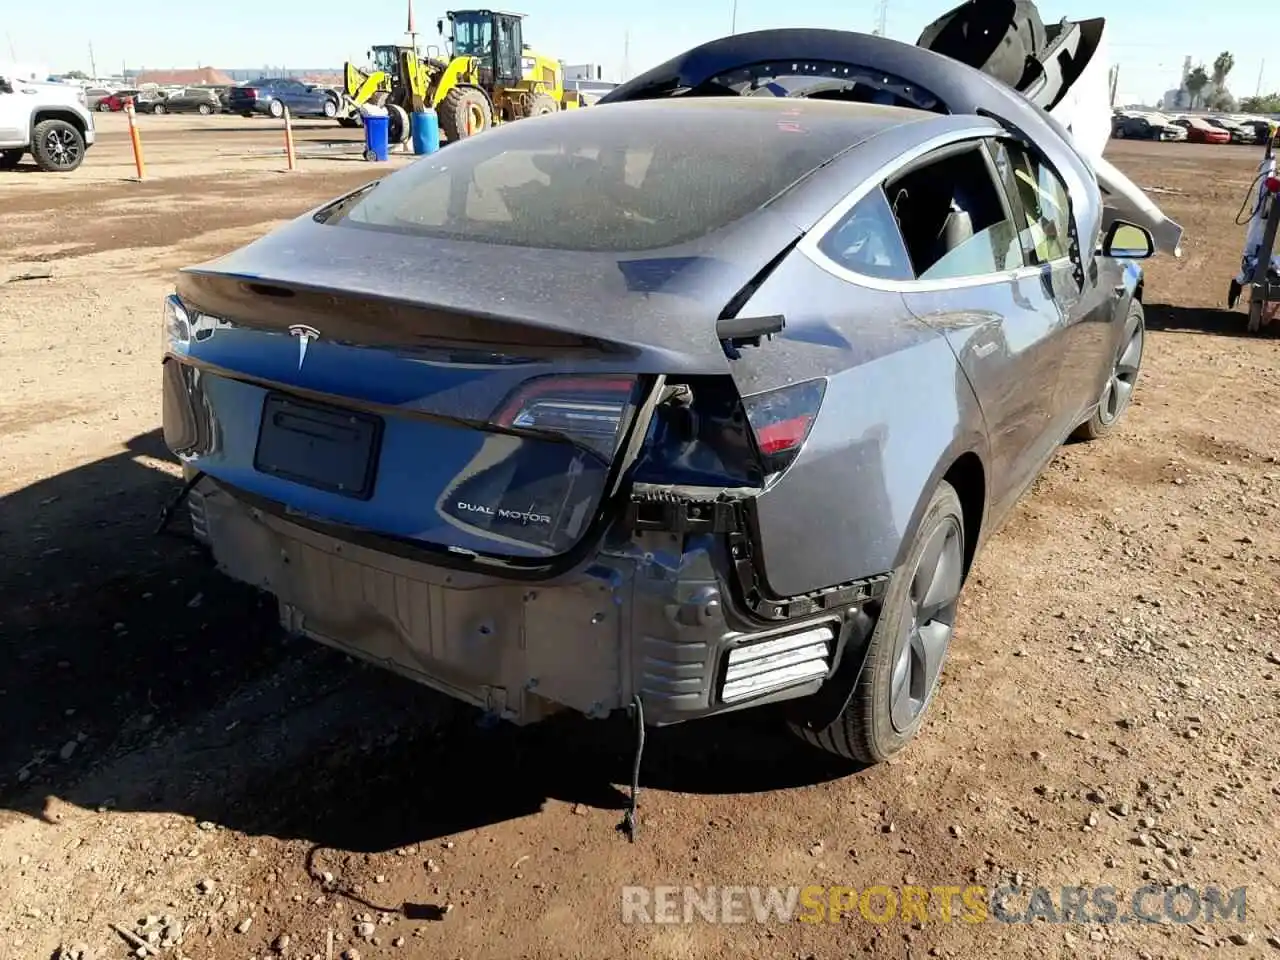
[1038,19,1184,256]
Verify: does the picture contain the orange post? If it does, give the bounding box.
[125,99,146,180]
[283,105,296,171]
[466,110,474,137]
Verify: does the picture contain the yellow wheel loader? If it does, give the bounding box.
[341,8,583,145]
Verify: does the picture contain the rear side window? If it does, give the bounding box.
[817,187,914,281]
[330,105,860,251]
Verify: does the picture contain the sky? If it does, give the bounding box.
[1,0,1272,106]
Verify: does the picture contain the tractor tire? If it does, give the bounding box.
[387,104,411,144]
[527,92,559,117]
[439,86,492,142]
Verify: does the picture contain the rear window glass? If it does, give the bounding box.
[326,102,866,251]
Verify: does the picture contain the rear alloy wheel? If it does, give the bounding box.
[1073,298,1145,441]
[791,481,966,764]
[31,119,85,172]
[197,103,212,115]
[0,148,23,169]
[322,98,338,118]
[268,99,284,119]
[152,102,166,114]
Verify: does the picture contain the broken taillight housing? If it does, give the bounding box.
[741,379,826,475]
[493,375,638,459]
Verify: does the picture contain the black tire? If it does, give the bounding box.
[30,119,85,172]
[438,85,492,141]
[1072,297,1145,441]
[96,101,111,112]
[197,103,212,115]
[152,102,165,115]
[322,98,338,118]
[790,481,966,764]
[268,99,284,119]
[527,92,559,117]
[0,148,23,170]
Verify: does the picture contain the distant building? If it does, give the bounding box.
[135,67,234,86]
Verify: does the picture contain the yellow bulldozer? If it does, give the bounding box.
[342,8,583,144]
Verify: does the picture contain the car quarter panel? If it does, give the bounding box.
[721,247,989,600]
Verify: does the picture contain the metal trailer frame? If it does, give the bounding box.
[1246,129,1280,333]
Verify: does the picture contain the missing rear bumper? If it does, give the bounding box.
[186,474,888,727]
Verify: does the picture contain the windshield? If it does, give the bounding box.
[451,12,492,58]
[325,100,867,252]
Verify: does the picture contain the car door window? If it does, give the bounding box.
[882,143,1024,281]
[989,139,1072,264]
[816,186,914,281]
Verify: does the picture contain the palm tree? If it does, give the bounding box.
[1212,51,1236,91]
[1186,65,1210,108]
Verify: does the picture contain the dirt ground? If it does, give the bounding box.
[1,115,1278,960]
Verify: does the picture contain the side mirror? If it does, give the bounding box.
[1101,220,1154,260]
[0,77,12,94]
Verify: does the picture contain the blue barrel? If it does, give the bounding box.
[411,109,440,155]
[363,113,390,162]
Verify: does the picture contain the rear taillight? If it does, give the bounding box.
[741,379,826,474]
[243,87,257,98]
[493,375,637,459]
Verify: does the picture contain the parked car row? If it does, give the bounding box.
[1112,109,1274,146]
[90,86,228,114]
[85,79,344,120]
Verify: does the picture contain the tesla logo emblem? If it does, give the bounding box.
[288,325,320,369]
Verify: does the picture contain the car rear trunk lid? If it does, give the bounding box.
[167,215,789,566]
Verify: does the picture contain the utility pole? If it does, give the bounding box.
[88,41,98,79]
[874,0,889,36]
[5,31,16,61]
[406,0,418,52]
[622,28,630,82]
[731,0,738,34]
[1257,59,1266,97]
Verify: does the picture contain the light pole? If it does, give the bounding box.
[731,0,738,34]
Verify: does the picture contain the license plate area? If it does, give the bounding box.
[254,393,382,500]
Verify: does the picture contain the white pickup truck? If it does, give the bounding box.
[0,74,96,172]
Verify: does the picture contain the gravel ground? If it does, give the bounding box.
[1,123,1278,960]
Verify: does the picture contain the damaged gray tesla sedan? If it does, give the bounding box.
[161,29,1177,772]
